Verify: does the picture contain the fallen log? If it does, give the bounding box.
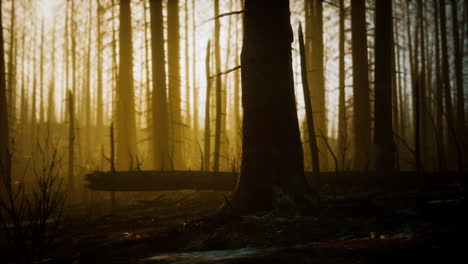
[85,170,467,192]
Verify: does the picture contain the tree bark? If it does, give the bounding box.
[213,0,222,172]
[374,0,396,172]
[117,0,138,169]
[167,0,184,169]
[306,0,328,171]
[337,0,347,170]
[228,0,315,213]
[150,0,170,170]
[351,0,371,170]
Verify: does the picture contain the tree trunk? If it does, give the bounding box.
[203,42,211,172]
[374,0,396,172]
[117,0,138,169]
[7,0,16,132]
[192,0,198,144]
[150,0,170,170]
[439,0,457,169]
[0,0,9,163]
[39,19,44,125]
[47,22,56,125]
[351,0,371,170]
[96,0,104,146]
[167,0,184,169]
[450,0,465,155]
[306,0,328,171]
[337,0,347,170]
[213,0,222,172]
[228,0,316,213]
[299,24,320,181]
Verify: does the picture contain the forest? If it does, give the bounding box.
[0,0,467,263]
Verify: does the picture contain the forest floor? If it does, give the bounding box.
[1,179,467,264]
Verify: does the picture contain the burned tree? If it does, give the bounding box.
[228,0,316,212]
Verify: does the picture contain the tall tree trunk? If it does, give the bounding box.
[192,0,198,143]
[299,24,320,181]
[84,1,92,158]
[213,0,222,172]
[203,42,211,172]
[150,0,170,170]
[96,0,104,146]
[439,0,457,169]
[374,0,396,172]
[167,0,184,169]
[228,0,315,213]
[337,0,347,170]
[117,0,138,169]
[306,0,327,171]
[351,0,371,170]
[433,0,446,170]
[0,0,9,163]
[450,0,466,154]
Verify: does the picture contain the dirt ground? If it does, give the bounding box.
[1,182,467,264]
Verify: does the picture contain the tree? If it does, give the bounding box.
[450,0,465,150]
[96,0,104,146]
[150,0,170,170]
[203,41,211,171]
[167,0,184,169]
[0,0,9,164]
[374,0,396,172]
[351,0,371,170]
[213,0,222,172]
[337,0,347,169]
[228,0,315,212]
[117,0,138,169]
[305,0,327,171]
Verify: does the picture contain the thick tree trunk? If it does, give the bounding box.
[150,0,170,170]
[351,0,371,170]
[117,0,138,169]
[228,0,315,213]
[306,0,327,171]
[192,0,198,143]
[0,0,9,163]
[167,0,184,169]
[374,0,396,172]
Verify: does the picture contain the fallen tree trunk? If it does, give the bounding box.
[85,171,467,192]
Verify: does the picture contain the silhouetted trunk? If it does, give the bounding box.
[167,0,183,169]
[439,0,457,168]
[192,0,198,143]
[337,0,346,170]
[150,0,170,170]
[213,0,222,172]
[117,0,138,169]
[84,1,92,156]
[351,0,371,170]
[433,0,446,171]
[374,0,396,172]
[184,0,191,134]
[0,0,9,162]
[417,0,429,166]
[299,24,320,181]
[204,42,211,172]
[450,0,465,151]
[305,0,327,171]
[228,0,315,213]
[96,0,104,145]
